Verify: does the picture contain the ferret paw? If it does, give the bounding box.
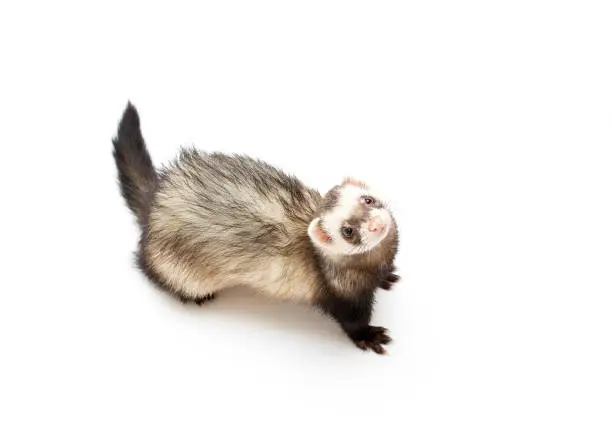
[179,293,216,305]
[354,326,392,354]
[380,272,401,290]
[194,293,216,305]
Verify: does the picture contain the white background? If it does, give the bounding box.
[1,1,611,429]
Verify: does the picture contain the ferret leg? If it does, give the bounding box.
[137,250,222,304]
[380,273,400,290]
[170,275,220,305]
[319,292,392,354]
[379,264,400,290]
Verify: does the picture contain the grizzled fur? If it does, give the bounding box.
[112,102,400,354]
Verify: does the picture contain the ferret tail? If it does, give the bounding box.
[112,102,158,226]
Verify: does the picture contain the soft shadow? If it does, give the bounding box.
[159,286,345,345]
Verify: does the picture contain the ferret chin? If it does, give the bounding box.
[112,102,401,354]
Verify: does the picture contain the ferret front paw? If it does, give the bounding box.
[380,272,401,290]
[354,326,392,354]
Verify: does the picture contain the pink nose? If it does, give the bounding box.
[368,216,386,232]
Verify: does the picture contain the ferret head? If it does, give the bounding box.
[308,178,395,257]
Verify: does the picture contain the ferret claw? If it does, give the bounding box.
[354,326,392,354]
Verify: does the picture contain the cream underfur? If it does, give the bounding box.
[151,251,318,302]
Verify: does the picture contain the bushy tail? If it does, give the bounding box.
[112,102,158,226]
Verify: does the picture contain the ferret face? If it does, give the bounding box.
[308,178,393,256]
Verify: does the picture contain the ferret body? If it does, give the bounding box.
[112,103,400,353]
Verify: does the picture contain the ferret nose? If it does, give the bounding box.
[368,216,386,232]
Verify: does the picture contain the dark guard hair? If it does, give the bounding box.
[112,103,158,226]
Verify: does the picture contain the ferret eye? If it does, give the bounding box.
[361,196,375,205]
[342,227,354,238]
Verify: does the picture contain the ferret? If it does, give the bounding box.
[112,102,400,354]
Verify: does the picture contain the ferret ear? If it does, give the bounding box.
[342,177,368,188]
[308,218,332,247]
